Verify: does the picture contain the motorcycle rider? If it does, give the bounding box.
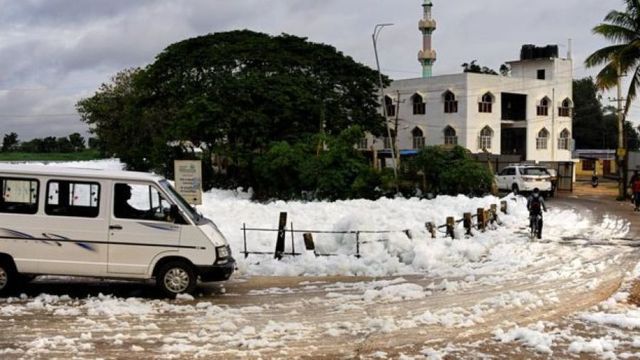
[527,188,547,239]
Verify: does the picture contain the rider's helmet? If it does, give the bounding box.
[532,188,540,195]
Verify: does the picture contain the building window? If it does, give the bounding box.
[582,159,595,171]
[0,177,39,214]
[558,128,571,150]
[537,69,546,80]
[412,93,426,115]
[444,126,457,145]
[558,98,572,117]
[383,130,396,150]
[46,180,100,218]
[384,96,396,117]
[443,91,458,113]
[356,138,368,150]
[537,97,549,116]
[412,127,425,149]
[536,128,549,150]
[478,92,493,113]
[479,126,493,150]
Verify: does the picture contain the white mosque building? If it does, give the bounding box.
[365,0,574,166]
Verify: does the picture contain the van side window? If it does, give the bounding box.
[0,177,39,214]
[114,183,178,223]
[46,181,100,218]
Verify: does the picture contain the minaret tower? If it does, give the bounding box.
[418,0,437,78]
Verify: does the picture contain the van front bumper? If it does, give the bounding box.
[197,257,236,282]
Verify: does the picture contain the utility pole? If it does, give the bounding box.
[372,23,399,193]
[551,88,555,162]
[394,90,403,169]
[611,63,627,200]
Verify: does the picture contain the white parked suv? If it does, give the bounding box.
[495,164,553,195]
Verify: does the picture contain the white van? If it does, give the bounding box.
[0,164,235,297]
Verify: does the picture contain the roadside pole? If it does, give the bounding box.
[615,64,626,200]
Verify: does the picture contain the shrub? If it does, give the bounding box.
[407,146,493,196]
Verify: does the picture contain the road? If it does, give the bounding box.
[0,193,638,359]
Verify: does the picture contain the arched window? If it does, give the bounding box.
[558,128,571,150]
[412,93,426,115]
[479,126,494,150]
[356,137,368,150]
[412,127,425,149]
[536,128,550,150]
[537,97,550,116]
[444,126,457,145]
[559,98,572,117]
[478,92,493,113]
[383,129,396,150]
[384,95,396,117]
[443,91,458,113]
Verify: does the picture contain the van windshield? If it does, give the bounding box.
[159,180,200,222]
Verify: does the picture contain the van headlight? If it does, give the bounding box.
[216,245,229,259]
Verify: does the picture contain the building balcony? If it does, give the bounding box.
[418,49,437,61]
[418,19,437,31]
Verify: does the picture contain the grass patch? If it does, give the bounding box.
[0,149,104,162]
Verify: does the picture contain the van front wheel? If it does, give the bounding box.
[156,261,196,297]
[0,262,15,296]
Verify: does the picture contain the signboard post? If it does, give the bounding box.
[174,160,203,205]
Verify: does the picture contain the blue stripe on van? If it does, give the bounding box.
[0,228,34,239]
[0,234,205,250]
[137,222,179,232]
[43,233,96,252]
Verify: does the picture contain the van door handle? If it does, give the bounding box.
[109,225,123,230]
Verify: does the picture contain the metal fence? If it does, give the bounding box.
[241,202,508,259]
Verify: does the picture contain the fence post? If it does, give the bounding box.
[356,231,361,258]
[425,222,436,239]
[274,212,287,260]
[500,200,508,214]
[490,204,498,224]
[290,222,295,256]
[477,208,487,231]
[303,233,317,257]
[463,213,472,236]
[446,216,455,239]
[243,223,248,258]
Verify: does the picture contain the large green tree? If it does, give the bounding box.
[252,127,379,201]
[1,132,18,152]
[78,30,386,190]
[573,77,613,149]
[585,0,640,197]
[585,0,640,118]
[573,77,640,150]
[77,68,154,170]
[461,60,498,75]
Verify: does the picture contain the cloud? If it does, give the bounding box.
[0,0,632,139]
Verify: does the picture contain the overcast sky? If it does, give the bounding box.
[0,0,630,140]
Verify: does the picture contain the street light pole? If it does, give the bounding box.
[372,23,399,193]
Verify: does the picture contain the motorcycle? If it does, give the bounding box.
[591,175,599,188]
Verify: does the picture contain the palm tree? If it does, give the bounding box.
[585,0,640,198]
